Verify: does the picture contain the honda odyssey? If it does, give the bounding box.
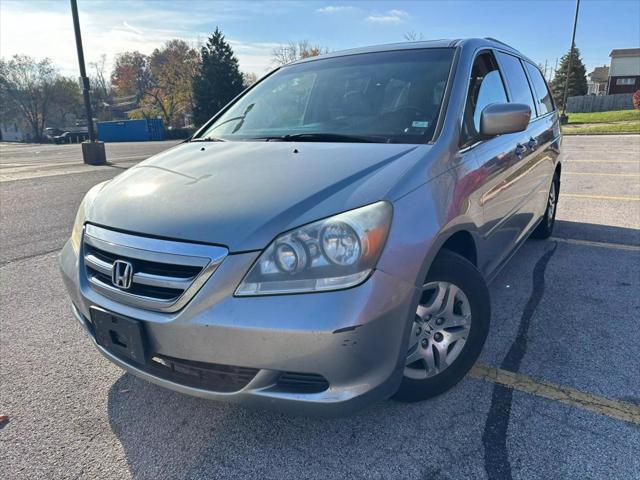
[60,38,561,415]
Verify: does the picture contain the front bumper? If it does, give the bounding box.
[60,239,418,416]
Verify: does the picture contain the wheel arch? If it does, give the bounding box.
[439,230,478,267]
[415,225,482,289]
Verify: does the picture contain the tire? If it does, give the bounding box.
[531,173,559,239]
[393,249,490,402]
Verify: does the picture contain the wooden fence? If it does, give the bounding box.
[566,93,634,113]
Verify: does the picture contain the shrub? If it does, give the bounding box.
[633,90,640,110]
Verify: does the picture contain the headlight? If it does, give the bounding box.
[70,182,107,253]
[236,201,392,296]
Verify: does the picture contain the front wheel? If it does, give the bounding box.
[393,249,490,402]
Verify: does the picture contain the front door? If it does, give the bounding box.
[459,50,539,275]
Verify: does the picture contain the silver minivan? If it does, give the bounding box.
[60,38,561,415]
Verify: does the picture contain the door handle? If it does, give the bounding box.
[515,144,527,158]
[527,137,538,149]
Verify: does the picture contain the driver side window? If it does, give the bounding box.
[461,52,508,147]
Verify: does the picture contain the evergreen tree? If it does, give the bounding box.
[551,47,588,108]
[192,28,245,127]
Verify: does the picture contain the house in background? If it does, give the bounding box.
[607,48,640,94]
[587,65,609,95]
[0,122,28,142]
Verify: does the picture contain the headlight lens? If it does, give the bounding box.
[235,201,392,296]
[320,222,361,266]
[70,182,107,253]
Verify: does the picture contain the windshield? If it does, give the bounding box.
[196,48,454,144]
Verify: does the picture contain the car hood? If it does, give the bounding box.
[87,141,430,251]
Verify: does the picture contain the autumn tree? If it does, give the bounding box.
[192,27,244,126]
[111,42,199,127]
[0,55,57,141]
[146,39,199,127]
[111,51,153,104]
[550,47,587,108]
[271,40,327,66]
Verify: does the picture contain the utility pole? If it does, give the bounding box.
[70,0,106,164]
[560,0,581,123]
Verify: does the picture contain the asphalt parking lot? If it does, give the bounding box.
[0,140,181,167]
[1,135,639,479]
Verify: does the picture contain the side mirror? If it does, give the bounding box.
[480,103,531,136]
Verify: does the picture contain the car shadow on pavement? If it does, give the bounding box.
[106,371,491,479]
[553,219,640,245]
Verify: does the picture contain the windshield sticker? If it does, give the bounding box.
[412,121,429,128]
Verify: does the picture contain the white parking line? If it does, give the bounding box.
[550,237,640,251]
[566,160,640,164]
[561,193,640,201]
[563,172,640,177]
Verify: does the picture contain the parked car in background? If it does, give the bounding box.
[60,38,561,415]
[45,127,65,140]
[53,130,89,144]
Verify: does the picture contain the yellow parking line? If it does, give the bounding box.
[561,193,640,201]
[563,172,640,177]
[470,363,640,425]
[550,237,640,252]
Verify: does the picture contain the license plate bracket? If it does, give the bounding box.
[91,308,147,364]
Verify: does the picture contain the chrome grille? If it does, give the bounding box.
[82,224,227,312]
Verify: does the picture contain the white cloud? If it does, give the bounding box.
[227,39,281,75]
[0,1,275,77]
[366,9,409,25]
[316,5,355,14]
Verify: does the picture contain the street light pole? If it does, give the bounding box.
[70,0,106,164]
[561,0,581,121]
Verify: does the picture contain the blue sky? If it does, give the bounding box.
[1,0,638,78]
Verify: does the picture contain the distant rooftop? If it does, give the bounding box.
[588,66,609,82]
[609,48,640,57]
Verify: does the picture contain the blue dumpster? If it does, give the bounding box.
[97,118,165,142]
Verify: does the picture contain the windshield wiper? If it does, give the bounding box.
[190,136,226,142]
[252,133,391,143]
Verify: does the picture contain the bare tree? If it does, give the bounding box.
[49,77,82,128]
[242,72,258,88]
[89,54,113,120]
[0,55,58,142]
[271,40,328,66]
[404,31,424,41]
[89,55,109,97]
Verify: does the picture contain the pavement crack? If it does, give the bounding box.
[481,242,558,480]
[0,247,61,267]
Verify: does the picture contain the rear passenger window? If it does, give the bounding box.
[495,52,537,117]
[524,62,554,115]
[461,52,508,146]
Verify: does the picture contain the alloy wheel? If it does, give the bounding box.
[547,181,557,228]
[404,281,472,380]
